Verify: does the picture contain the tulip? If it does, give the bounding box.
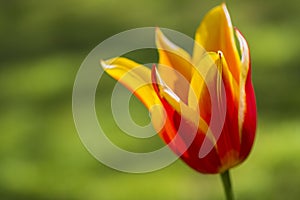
[101,3,256,199]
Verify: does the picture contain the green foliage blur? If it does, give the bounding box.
[1,0,300,199]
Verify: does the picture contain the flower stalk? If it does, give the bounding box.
[221,170,234,200]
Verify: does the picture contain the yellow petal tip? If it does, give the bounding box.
[100,59,113,70]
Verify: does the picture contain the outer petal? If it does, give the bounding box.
[188,52,216,111]
[193,3,240,83]
[191,51,241,173]
[152,66,223,173]
[189,51,239,122]
[101,57,161,110]
[189,52,224,124]
[213,30,256,172]
[151,65,194,156]
[152,66,207,133]
[235,29,251,134]
[235,29,257,160]
[211,52,241,171]
[156,28,194,104]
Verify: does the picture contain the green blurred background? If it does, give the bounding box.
[1,0,300,199]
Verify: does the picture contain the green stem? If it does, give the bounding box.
[220,170,234,200]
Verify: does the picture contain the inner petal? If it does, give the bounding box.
[156,28,194,104]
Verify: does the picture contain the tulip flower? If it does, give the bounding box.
[101,3,256,199]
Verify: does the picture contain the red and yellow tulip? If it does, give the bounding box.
[101,3,256,174]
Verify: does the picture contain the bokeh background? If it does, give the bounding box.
[1,0,300,199]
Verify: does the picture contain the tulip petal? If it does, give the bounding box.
[101,57,161,110]
[193,3,240,83]
[151,65,209,134]
[156,28,194,104]
[151,66,217,161]
[151,65,193,155]
[235,29,257,159]
[188,52,218,111]
[235,29,250,134]
[189,51,239,122]
[214,52,242,170]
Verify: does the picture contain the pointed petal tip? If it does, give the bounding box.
[218,3,229,15]
[155,27,162,42]
[151,64,157,81]
[155,26,161,33]
[100,59,108,69]
[155,28,166,48]
[155,27,181,52]
[155,27,164,47]
[219,3,231,26]
[151,64,181,104]
[151,64,161,95]
[100,59,114,70]
[221,2,227,9]
[234,28,250,65]
[217,50,223,57]
[151,65,164,91]
[210,2,228,15]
